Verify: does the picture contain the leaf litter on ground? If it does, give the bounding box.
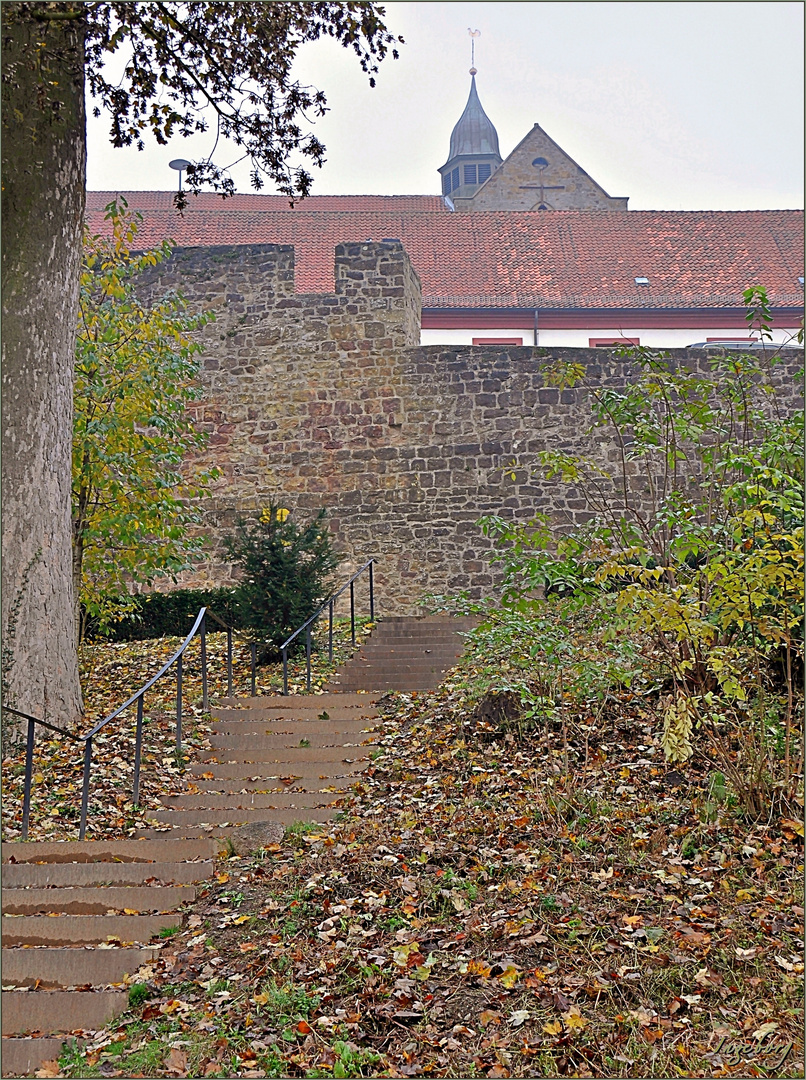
[45,633,804,1079]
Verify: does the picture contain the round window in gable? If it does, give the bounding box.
[532,157,549,168]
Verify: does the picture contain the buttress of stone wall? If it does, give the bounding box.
[135,242,802,616]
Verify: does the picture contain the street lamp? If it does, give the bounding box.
[168,158,192,192]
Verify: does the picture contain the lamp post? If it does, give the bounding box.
[168,158,191,192]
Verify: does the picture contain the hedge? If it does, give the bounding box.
[83,587,240,642]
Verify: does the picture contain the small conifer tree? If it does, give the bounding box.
[225,505,342,661]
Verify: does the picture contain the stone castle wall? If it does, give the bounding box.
[138,242,801,615]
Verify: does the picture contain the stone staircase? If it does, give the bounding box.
[138,615,475,840]
[1,615,474,1075]
[137,692,383,840]
[1,838,217,1078]
[326,614,477,693]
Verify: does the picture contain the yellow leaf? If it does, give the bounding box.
[233,914,250,925]
[563,1008,588,1031]
[466,958,492,978]
[780,818,804,837]
[543,1019,563,1036]
[253,991,270,1006]
[498,964,520,989]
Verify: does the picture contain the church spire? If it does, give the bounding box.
[439,34,503,204]
[447,71,501,159]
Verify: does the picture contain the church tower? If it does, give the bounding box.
[438,69,503,204]
[439,48,629,212]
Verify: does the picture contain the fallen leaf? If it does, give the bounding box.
[753,1022,779,1041]
[780,818,804,838]
[498,964,520,989]
[166,1047,187,1075]
[34,1062,61,1078]
[563,1007,588,1031]
[509,1009,530,1027]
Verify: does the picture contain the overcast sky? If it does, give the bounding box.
[86,1,804,211]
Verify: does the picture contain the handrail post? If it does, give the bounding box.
[282,647,288,696]
[226,627,233,697]
[132,696,144,807]
[369,560,375,621]
[250,643,256,697]
[200,613,208,714]
[79,738,92,840]
[306,624,312,692]
[328,601,334,663]
[350,579,356,645]
[21,717,35,842]
[176,654,183,755]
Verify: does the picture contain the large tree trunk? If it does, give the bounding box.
[1,4,86,726]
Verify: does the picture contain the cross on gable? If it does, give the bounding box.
[519,178,565,209]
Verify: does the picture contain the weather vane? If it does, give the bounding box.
[468,28,480,74]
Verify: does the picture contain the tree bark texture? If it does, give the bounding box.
[2,4,86,725]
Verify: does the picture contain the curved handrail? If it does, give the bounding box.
[5,557,378,840]
[82,607,207,741]
[279,560,375,652]
[279,559,375,694]
[2,705,84,742]
[5,604,237,841]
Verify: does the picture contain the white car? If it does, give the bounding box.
[685,340,801,350]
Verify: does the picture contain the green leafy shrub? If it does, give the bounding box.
[488,306,803,817]
[82,587,239,642]
[225,505,342,661]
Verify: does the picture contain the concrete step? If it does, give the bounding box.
[1,838,218,865]
[332,683,439,692]
[148,799,347,826]
[211,706,379,722]
[1,1036,69,1077]
[139,806,336,838]
[191,760,367,787]
[163,781,353,809]
[207,730,380,747]
[157,787,353,811]
[354,643,462,652]
[2,886,196,916]
[195,745,377,765]
[2,913,181,947]
[2,946,158,988]
[1,989,129,1036]
[214,693,379,710]
[2,859,214,889]
[212,715,379,729]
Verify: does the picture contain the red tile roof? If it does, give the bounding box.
[85,192,804,310]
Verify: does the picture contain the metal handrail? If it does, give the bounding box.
[5,558,377,840]
[279,559,375,694]
[4,604,239,841]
